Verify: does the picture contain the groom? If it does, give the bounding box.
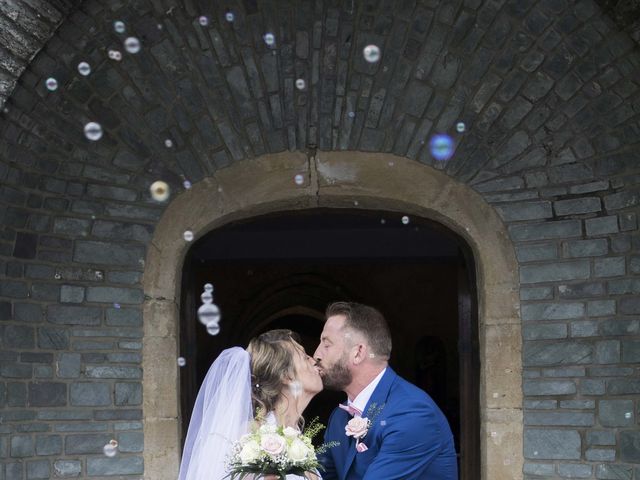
[314,302,458,480]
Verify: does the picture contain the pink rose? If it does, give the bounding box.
[260,433,286,456]
[345,417,370,439]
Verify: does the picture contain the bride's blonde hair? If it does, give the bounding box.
[247,329,302,416]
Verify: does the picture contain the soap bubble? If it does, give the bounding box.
[177,357,186,367]
[183,180,192,189]
[77,62,91,76]
[45,77,58,91]
[294,174,304,185]
[201,291,213,304]
[348,111,355,118]
[363,45,381,63]
[164,138,173,148]
[456,122,466,133]
[114,21,125,33]
[198,16,209,26]
[108,50,122,61]
[113,303,120,309]
[401,216,410,225]
[295,79,306,90]
[183,230,194,242]
[263,33,275,46]
[225,11,235,22]
[198,303,221,326]
[429,134,455,161]
[54,272,61,279]
[124,37,141,54]
[203,283,214,293]
[206,321,220,336]
[625,412,632,419]
[84,122,103,141]
[103,440,118,457]
[150,180,170,202]
[380,219,386,225]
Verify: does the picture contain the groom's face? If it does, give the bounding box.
[314,315,353,391]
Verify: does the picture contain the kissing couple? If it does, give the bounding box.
[178,302,458,480]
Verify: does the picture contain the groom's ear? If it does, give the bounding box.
[352,343,368,365]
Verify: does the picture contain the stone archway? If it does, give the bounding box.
[141,151,522,480]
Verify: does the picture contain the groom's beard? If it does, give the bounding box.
[320,353,352,391]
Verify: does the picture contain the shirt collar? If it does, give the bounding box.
[350,368,386,415]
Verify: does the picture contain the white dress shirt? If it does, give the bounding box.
[349,368,386,416]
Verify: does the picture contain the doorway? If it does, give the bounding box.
[179,208,480,478]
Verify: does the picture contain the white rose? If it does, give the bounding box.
[239,439,261,464]
[283,426,300,438]
[261,433,286,456]
[287,438,311,462]
[259,423,277,434]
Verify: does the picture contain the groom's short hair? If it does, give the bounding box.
[325,301,392,360]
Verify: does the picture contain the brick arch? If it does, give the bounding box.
[142,151,522,480]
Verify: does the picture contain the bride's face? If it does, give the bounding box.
[290,341,323,396]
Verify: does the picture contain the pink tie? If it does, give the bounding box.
[338,403,362,417]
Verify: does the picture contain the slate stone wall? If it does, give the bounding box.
[0,0,639,478]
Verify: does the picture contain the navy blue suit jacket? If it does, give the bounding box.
[319,368,458,480]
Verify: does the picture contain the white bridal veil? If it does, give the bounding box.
[178,347,253,480]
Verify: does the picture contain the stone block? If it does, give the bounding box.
[542,367,586,377]
[37,327,69,350]
[607,379,640,395]
[595,340,620,364]
[600,319,639,336]
[559,281,605,299]
[106,308,142,326]
[87,456,144,475]
[86,366,141,379]
[11,435,34,457]
[14,303,42,323]
[620,431,640,463]
[53,217,91,236]
[581,379,606,395]
[64,433,113,454]
[596,463,633,480]
[604,188,640,211]
[523,462,554,475]
[599,399,634,427]
[94,409,141,421]
[53,460,82,477]
[521,302,584,321]
[7,382,26,407]
[86,287,144,304]
[524,429,580,459]
[115,382,142,406]
[585,216,619,236]
[26,460,49,479]
[46,305,101,325]
[516,243,557,262]
[587,300,615,317]
[619,297,640,314]
[524,379,576,396]
[593,257,625,278]
[91,220,153,243]
[554,197,602,216]
[509,220,582,241]
[523,323,567,340]
[520,286,554,300]
[588,431,617,446]
[117,431,143,453]
[3,325,35,348]
[70,382,111,406]
[524,399,557,409]
[60,285,85,303]
[521,260,590,284]
[73,241,145,266]
[525,411,594,426]
[557,463,592,478]
[35,435,62,455]
[560,399,595,409]
[563,238,608,257]
[524,342,592,366]
[56,353,81,378]
[622,340,640,363]
[496,201,553,222]
[106,271,142,284]
[619,212,637,231]
[28,382,66,407]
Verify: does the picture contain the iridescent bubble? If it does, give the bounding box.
[401,216,410,225]
[198,16,209,26]
[77,62,91,76]
[84,122,103,141]
[150,180,170,202]
[206,321,220,336]
[124,37,141,54]
[164,138,173,148]
[225,11,235,22]
[183,230,194,242]
[201,291,213,304]
[263,33,275,46]
[198,303,220,326]
[45,77,58,91]
[103,440,118,457]
[114,21,126,33]
[295,79,306,90]
[183,180,192,189]
[294,174,304,186]
[363,44,381,63]
[54,272,61,279]
[177,357,186,367]
[429,134,455,161]
[348,111,355,118]
[203,283,214,293]
[113,303,121,309]
[108,50,122,61]
[380,219,386,225]
[456,122,466,133]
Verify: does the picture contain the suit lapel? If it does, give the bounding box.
[342,368,397,478]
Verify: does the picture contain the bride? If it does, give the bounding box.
[178,329,323,480]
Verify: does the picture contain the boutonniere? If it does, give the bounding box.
[344,403,385,453]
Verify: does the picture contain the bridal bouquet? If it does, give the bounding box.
[226,417,337,479]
